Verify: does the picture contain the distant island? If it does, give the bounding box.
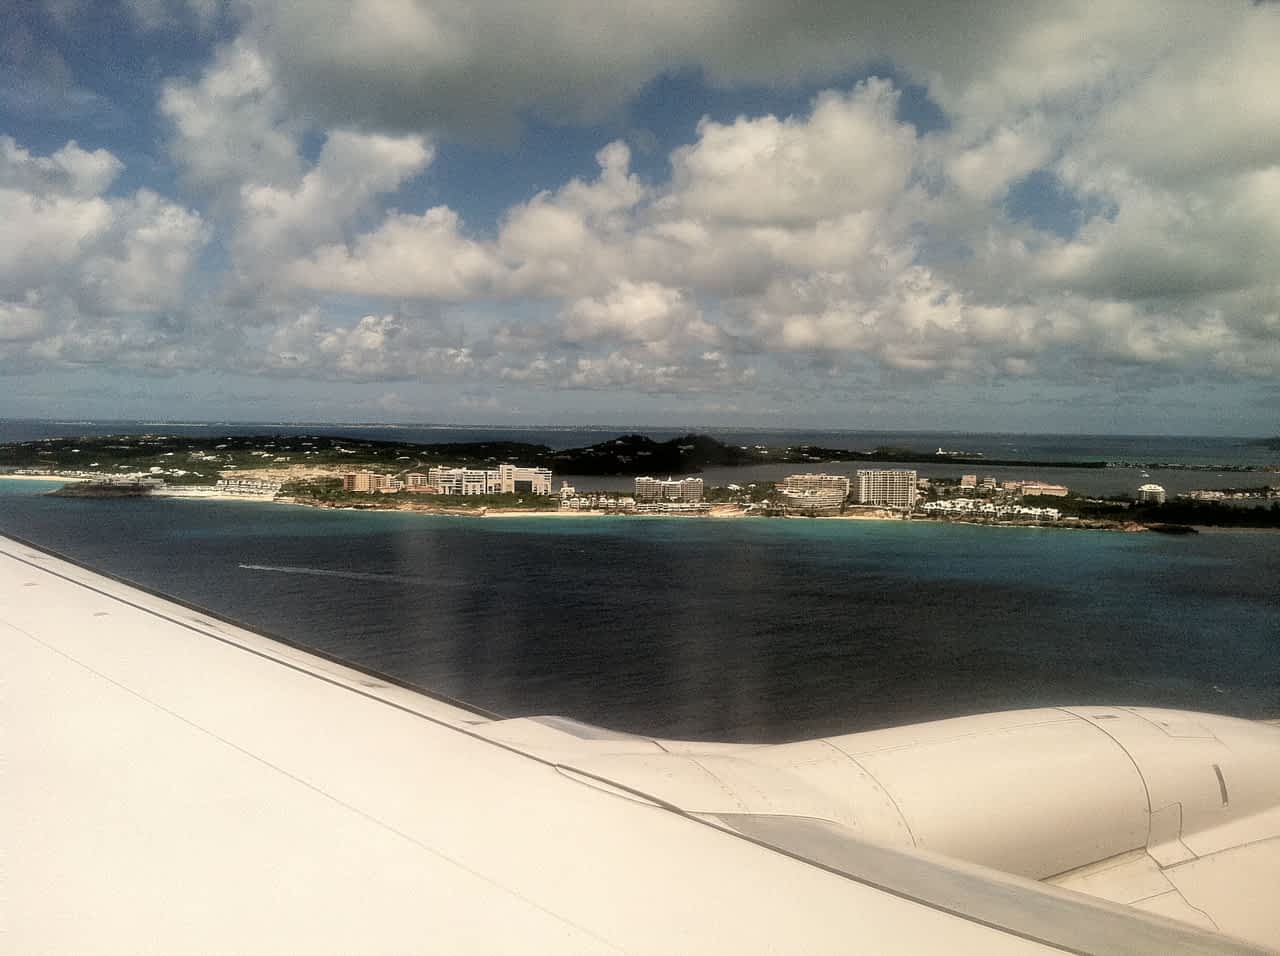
[0,431,1115,482]
[4,430,1279,532]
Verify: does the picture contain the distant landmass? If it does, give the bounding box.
[0,431,1112,479]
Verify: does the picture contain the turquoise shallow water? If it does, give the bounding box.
[2,478,1278,741]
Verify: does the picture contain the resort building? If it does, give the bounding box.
[633,476,707,513]
[427,465,554,496]
[855,470,918,510]
[1137,483,1167,504]
[428,467,497,495]
[496,463,553,495]
[634,477,704,504]
[779,473,849,515]
[923,499,1060,521]
[960,474,978,489]
[559,493,636,513]
[403,473,437,493]
[342,472,402,493]
[1018,481,1070,498]
[213,478,281,497]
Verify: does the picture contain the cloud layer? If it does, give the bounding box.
[5,0,1280,422]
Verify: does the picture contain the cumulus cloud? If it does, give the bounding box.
[0,136,122,197]
[258,311,475,381]
[562,281,714,348]
[13,0,1280,413]
[235,129,432,261]
[160,39,301,194]
[0,137,208,372]
[281,207,501,300]
[667,82,914,226]
[232,1,1186,139]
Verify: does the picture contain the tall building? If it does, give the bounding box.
[1137,483,1167,504]
[496,463,553,495]
[855,470,918,510]
[634,477,704,505]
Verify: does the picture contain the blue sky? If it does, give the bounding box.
[2,1,1279,434]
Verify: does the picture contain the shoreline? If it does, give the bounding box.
[10,474,1275,534]
[0,473,90,483]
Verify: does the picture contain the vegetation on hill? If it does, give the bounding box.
[0,434,550,482]
[1025,494,1280,528]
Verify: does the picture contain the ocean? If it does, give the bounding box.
[3,477,1277,743]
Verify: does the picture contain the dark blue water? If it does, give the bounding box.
[4,478,1277,742]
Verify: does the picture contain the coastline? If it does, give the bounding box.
[12,473,1270,534]
[0,473,89,483]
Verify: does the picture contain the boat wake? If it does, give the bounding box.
[237,563,420,584]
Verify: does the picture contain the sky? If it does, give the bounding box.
[2,1,1279,434]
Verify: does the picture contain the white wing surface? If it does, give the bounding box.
[3,534,1274,954]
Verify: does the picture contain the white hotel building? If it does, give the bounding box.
[779,474,850,514]
[633,477,707,512]
[427,464,553,496]
[634,476,704,504]
[855,470,918,510]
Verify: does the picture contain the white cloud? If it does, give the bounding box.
[0,135,122,197]
[20,1,1280,411]
[944,124,1050,202]
[0,297,46,341]
[0,138,208,371]
[280,207,500,300]
[1081,11,1280,187]
[562,281,713,348]
[235,129,431,261]
[258,311,475,381]
[667,81,914,226]
[160,40,300,193]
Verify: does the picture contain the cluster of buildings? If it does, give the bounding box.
[558,483,636,513]
[214,477,282,497]
[339,464,553,496]
[958,475,1069,497]
[342,472,410,493]
[922,499,1061,520]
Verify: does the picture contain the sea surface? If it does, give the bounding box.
[3,477,1277,742]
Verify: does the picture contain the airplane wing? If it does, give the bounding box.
[3,532,1275,954]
